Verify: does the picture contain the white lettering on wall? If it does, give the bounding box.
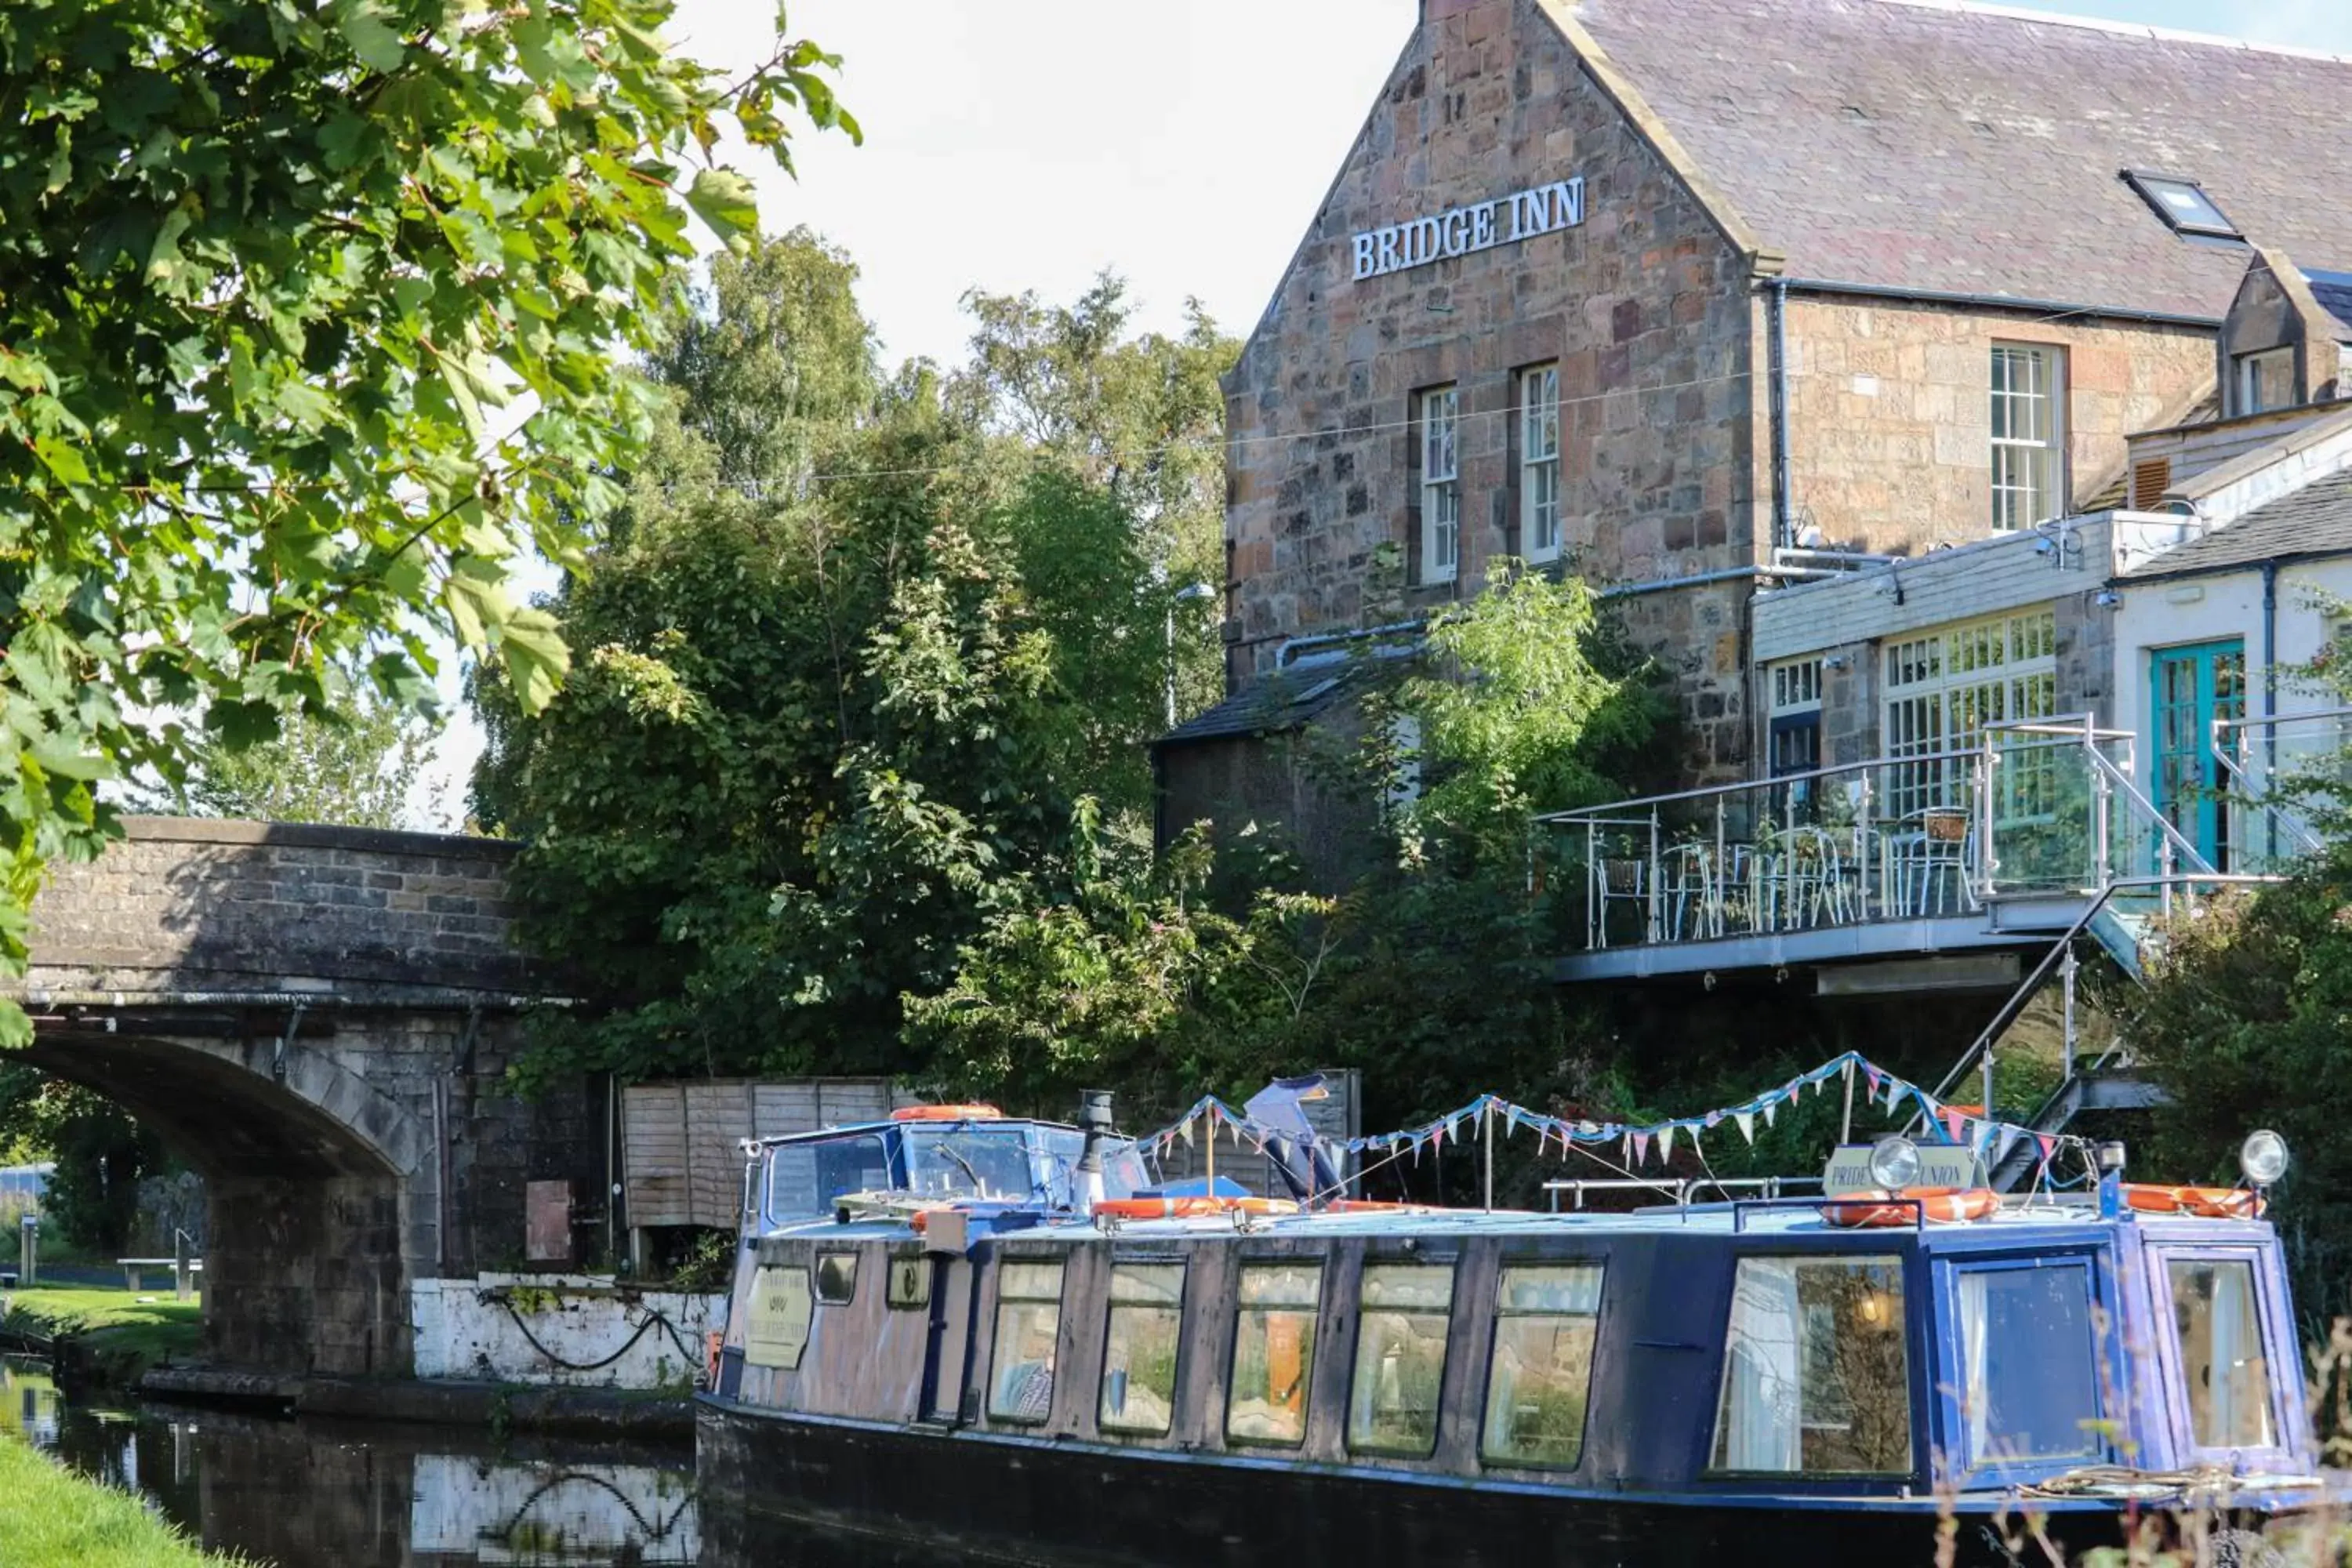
[1349,176,1586,282]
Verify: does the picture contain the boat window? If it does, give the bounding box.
[906,1127,1040,1203]
[1227,1261,1323,1447]
[814,1251,859,1305]
[2168,1258,2274,1450]
[767,1134,892,1221]
[1482,1263,1604,1468]
[1099,1262,1185,1436]
[1347,1263,1457,1457]
[986,1260,1065,1425]
[1955,1262,2101,1468]
[1712,1255,1910,1475]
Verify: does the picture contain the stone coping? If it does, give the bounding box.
[115,815,520,861]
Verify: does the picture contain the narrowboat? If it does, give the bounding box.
[698,1105,2344,1566]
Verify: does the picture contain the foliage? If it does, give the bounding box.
[148,671,437,829]
[0,0,854,1041]
[0,1070,161,1256]
[2126,849,2352,1334]
[474,234,1242,1087]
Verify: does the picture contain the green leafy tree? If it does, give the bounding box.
[476,239,1221,1086]
[0,0,855,1040]
[0,1069,161,1254]
[155,673,437,829]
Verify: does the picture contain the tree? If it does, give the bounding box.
[474,239,1227,1087]
[158,674,438,830]
[0,1069,161,1255]
[0,0,855,1041]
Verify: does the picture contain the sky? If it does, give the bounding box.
[412,0,2352,826]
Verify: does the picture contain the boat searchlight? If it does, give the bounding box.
[1867,1135,1921,1190]
[2241,1129,2290,1188]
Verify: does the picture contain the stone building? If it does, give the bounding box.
[1166,0,2352,853]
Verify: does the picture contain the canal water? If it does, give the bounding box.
[1,1352,982,1566]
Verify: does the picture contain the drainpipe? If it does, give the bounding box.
[2262,560,2279,864]
[1769,278,1793,553]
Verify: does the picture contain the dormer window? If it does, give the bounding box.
[2122,171,2241,241]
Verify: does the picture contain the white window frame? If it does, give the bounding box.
[1989,344,2066,533]
[1419,387,1460,584]
[1769,659,1822,717]
[1519,365,1561,564]
[2235,347,2296,417]
[1882,610,2057,819]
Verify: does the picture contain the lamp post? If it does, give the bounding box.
[1166,582,1218,727]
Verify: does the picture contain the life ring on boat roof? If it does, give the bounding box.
[891,1103,1004,1121]
[1820,1186,1999,1227]
[2121,1183,2263,1219]
[1092,1196,1301,1221]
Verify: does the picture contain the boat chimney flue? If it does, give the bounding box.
[2096,1140,2128,1219]
[1075,1090,1115,1212]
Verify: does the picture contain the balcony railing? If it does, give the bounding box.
[2216,706,2352,873]
[1542,718,2218,953]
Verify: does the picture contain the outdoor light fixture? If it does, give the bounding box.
[2241,1129,2290,1187]
[1867,1135,1921,1190]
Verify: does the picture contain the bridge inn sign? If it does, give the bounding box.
[1351,176,1585,281]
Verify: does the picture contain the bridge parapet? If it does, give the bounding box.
[24,816,530,1002]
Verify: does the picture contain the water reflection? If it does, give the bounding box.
[1,1354,700,1566]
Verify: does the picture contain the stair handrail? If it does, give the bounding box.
[2209,711,2332,864]
[2083,746,2218,880]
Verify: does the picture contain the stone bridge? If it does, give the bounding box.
[16,818,594,1378]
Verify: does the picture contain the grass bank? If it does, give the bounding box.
[0,1287,203,1386]
[0,1436,240,1566]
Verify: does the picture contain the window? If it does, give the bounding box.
[1482,1263,1603,1468]
[1348,1262,1455,1456]
[1955,1263,2103,1471]
[1712,1256,1909,1475]
[1227,1261,1323,1446]
[814,1250,858,1305]
[1768,659,1824,785]
[1519,365,1562,563]
[2122,171,2241,240]
[1099,1262,1185,1436]
[1419,387,1460,583]
[767,1134,891,1221]
[1882,611,2058,820]
[2237,347,2297,416]
[986,1260,1065,1424]
[2167,1258,2275,1450]
[1990,344,2065,532]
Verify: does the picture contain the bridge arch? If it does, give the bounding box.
[16,818,582,1377]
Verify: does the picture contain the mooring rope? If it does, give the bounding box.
[487,1293,706,1376]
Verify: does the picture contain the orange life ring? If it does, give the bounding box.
[1323,1199,1417,1213]
[705,1330,723,1388]
[1092,1195,1300,1221]
[2122,1183,2263,1219]
[891,1103,1004,1122]
[1821,1186,1999,1227]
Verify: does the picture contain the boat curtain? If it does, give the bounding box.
[1958,1271,1991,1462]
[1719,1258,1802,1471]
[2208,1262,2250,1444]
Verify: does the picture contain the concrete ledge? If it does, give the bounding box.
[116,815,521,861]
[140,1367,695,1439]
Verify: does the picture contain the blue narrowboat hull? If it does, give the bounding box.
[695,1396,2321,1568]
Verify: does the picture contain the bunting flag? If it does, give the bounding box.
[1632,1131,1651,1167]
[1657,1125,1677,1163]
[1763,1098,1778,1129]
[1734,1110,1755,1145]
[1864,1064,1883,1098]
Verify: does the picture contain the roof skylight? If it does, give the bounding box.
[2122,170,2241,240]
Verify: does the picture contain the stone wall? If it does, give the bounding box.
[1220,0,1767,770]
[1780,296,2216,554]
[26,816,527,1000]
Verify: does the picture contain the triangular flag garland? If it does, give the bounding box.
[1128,1050,2092,1177]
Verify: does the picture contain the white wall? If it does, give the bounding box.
[2111,557,2352,789]
[411,1273,726,1388]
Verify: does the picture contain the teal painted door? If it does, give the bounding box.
[2151,640,2245,871]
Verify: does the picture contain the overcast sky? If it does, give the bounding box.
[415,0,2352,826]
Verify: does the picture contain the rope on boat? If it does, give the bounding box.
[489,1293,706,1375]
[2020,1464,2325,1500]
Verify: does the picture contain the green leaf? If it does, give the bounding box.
[146,204,194,283]
[684,169,760,249]
[499,608,572,715]
[32,435,90,487]
[336,0,410,74]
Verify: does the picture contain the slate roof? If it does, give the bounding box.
[1567,0,2352,321]
[2308,268,2352,339]
[2123,468,2352,580]
[1157,664,1358,747]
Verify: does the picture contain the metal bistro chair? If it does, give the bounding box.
[1891,807,1973,916]
[1662,841,1720,942]
[1758,824,1853,931]
[1594,851,1653,947]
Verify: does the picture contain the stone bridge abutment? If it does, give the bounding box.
[16,818,592,1377]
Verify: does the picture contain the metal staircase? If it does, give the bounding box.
[1984,1062,2167,1189]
